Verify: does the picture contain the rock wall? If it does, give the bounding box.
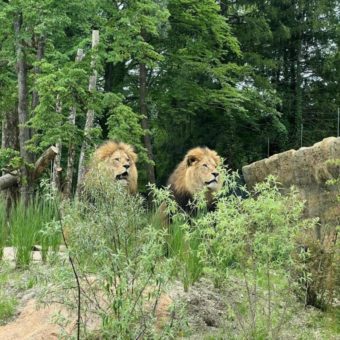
[242,137,340,225]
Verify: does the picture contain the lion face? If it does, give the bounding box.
[102,149,133,186]
[90,141,138,194]
[184,148,222,194]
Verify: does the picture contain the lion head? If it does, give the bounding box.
[167,147,222,211]
[87,141,138,194]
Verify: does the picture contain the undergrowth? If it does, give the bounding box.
[5,169,336,339]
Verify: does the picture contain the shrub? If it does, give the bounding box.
[37,174,183,339]
[195,175,316,338]
[293,226,339,310]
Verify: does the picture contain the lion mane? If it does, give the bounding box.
[167,147,222,212]
[86,141,138,194]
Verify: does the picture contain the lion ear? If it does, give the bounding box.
[187,155,198,166]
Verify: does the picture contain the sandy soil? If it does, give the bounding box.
[0,299,74,340]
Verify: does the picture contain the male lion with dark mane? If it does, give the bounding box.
[85,141,138,194]
[167,147,222,212]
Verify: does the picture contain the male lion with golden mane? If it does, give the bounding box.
[167,147,222,212]
[85,141,138,194]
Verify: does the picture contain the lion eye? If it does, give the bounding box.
[115,158,120,161]
[203,164,208,168]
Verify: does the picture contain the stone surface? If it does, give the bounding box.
[242,137,340,225]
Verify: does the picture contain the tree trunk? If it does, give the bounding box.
[14,12,32,205]
[289,32,303,148]
[63,48,85,199]
[0,174,18,191]
[76,31,99,196]
[1,109,19,216]
[2,110,19,153]
[52,97,63,191]
[140,62,156,184]
[32,36,44,113]
[63,107,76,199]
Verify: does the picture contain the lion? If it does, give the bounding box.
[167,147,222,212]
[85,141,138,194]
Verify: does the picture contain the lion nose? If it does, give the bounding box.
[212,172,219,178]
[124,164,130,169]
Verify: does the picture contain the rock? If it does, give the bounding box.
[242,137,340,225]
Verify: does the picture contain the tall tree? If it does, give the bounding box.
[102,0,169,185]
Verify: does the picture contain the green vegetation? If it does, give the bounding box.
[0,0,338,337]
[0,295,17,325]
[0,189,60,267]
[36,175,184,338]
[10,196,59,267]
[0,0,338,190]
[25,172,337,338]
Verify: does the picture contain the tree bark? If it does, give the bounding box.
[2,110,19,152]
[1,109,20,215]
[63,48,85,199]
[14,12,32,205]
[0,174,18,191]
[76,31,99,196]
[52,97,63,191]
[32,36,44,113]
[140,62,156,184]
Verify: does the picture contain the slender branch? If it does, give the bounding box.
[55,203,81,340]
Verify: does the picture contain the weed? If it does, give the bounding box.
[0,295,17,325]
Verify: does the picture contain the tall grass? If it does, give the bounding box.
[166,219,203,292]
[9,195,60,267]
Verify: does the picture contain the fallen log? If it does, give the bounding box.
[32,145,59,180]
[0,146,58,190]
[0,173,18,190]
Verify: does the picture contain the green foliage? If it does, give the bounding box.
[104,92,148,163]
[151,173,319,338]
[195,176,316,337]
[0,295,17,325]
[38,173,184,338]
[27,59,92,152]
[0,149,23,173]
[293,226,339,311]
[9,193,59,268]
[229,0,339,149]
[103,0,169,65]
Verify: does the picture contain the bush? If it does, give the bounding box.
[293,226,339,310]
[38,174,183,339]
[194,175,316,338]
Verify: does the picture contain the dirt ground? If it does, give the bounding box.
[0,250,337,339]
[0,299,74,340]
